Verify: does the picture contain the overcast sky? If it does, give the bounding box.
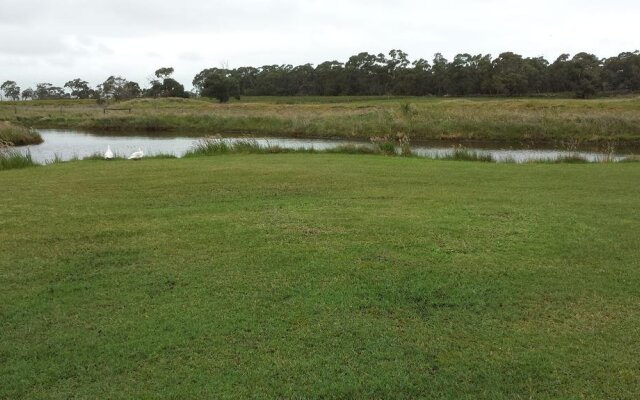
[1,0,638,90]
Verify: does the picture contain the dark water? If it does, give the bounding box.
[18,130,634,163]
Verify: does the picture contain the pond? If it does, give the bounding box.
[18,129,635,163]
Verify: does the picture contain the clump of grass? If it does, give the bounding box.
[370,133,413,156]
[397,132,412,156]
[553,155,589,163]
[186,136,400,158]
[598,141,617,163]
[0,122,42,146]
[370,135,397,155]
[439,146,494,162]
[184,136,295,157]
[325,144,379,155]
[186,136,256,157]
[399,102,414,116]
[45,154,65,164]
[230,139,267,153]
[0,141,38,171]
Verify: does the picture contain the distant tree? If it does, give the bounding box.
[145,79,164,98]
[492,52,529,96]
[200,72,240,103]
[233,66,259,95]
[290,64,317,95]
[257,64,296,95]
[193,68,221,94]
[315,61,345,96]
[1,81,21,101]
[145,67,186,98]
[99,76,141,100]
[344,52,389,95]
[161,78,186,97]
[35,83,65,99]
[402,58,433,95]
[64,79,94,99]
[155,67,175,79]
[431,53,451,96]
[524,56,550,94]
[122,81,142,99]
[21,87,34,100]
[549,54,573,93]
[386,49,413,95]
[602,51,640,92]
[448,54,477,95]
[568,52,602,98]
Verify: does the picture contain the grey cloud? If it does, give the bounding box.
[0,0,638,89]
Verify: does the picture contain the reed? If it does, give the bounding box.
[0,148,37,170]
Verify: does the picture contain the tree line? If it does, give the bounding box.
[2,50,640,102]
[0,67,188,102]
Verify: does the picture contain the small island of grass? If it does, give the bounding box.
[0,121,42,146]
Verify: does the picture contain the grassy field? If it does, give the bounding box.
[1,154,639,398]
[2,96,640,145]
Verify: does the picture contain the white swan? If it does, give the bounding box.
[128,147,144,160]
[104,146,114,160]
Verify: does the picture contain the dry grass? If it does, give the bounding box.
[2,97,640,144]
[0,121,43,146]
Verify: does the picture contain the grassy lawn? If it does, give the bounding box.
[1,154,639,398]
[2,96,640,144]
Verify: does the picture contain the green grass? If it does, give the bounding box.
[0,148,37,170]
[184,137,387,157]
[3,96,640,145]
[1,155,639,398]
[184,137,293,157]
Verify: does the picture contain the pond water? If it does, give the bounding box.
[18,129,635,164]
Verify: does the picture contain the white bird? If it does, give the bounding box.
[104,146,114,160]
[128,147,144,160]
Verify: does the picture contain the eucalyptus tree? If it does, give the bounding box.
[21,88,34,100]
[431,53,451,96]
[146,67,186,98]
[99,76,141,100]
[568,52,602,98]
[315,61,345,96]
[155,67,175,79]
[200,71,240,103]
[1,81,21,101]
[602,51,640,91]
[233,67,259,95]
[548,54,573,93]
[35,83,65,99]
[491,52,534,96]
[64,79,93,99]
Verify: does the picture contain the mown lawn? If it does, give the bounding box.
[1,155,639,399]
